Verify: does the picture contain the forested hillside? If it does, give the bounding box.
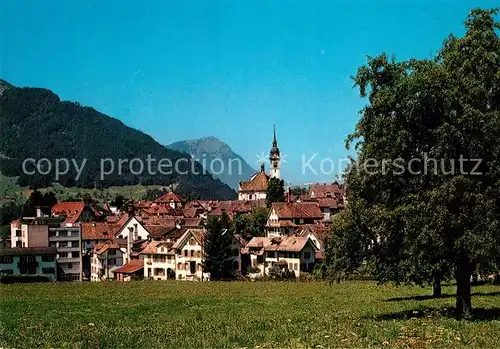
[0,80,236,200]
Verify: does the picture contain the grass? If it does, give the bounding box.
[0,170,170,205]
[0,281,499,348]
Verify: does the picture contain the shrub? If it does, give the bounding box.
[0,275,52,284]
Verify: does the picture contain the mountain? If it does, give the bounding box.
[0,79,236,200]
[168,137,256,190]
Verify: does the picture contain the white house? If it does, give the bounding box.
[115,216,150,241]
[242,236,318,277]
[140,241,176,280]
[172,228,242,281]
[90,241,126,282]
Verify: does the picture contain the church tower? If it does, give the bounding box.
[269,126,281,179]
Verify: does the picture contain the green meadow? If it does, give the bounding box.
[0,281,499,348]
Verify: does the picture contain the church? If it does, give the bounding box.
[238,128,281,201]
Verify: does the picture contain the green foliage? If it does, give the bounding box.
[21,190,57,217]
[0,85,236,200]
[290,186,308,196]
[231,205,269,240]
[265,178,285,207]
[110,195,126,209]
[203,213,235,280]
[325,8,500,317]
[0,201,22,226]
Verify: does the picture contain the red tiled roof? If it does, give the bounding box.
[183,218,203,228]
[317,198,338,209]
[271,202,323,219]
[296,224,330,242]
[94,241,122,255]
[82,222,120,240]
[115,260,144,274]
[139,241,174,255]
[263,236,316,253]
[172,228,209,250]
[51,202,85,223]
[144,225,175,238]
[155,192,182,203]
[239,171,269,192]
[310,184,342,198]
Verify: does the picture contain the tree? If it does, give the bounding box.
[203,212,235,280]
[325,8,500,318]
[231,206,269,240]
[266,178,285,207]
[111,195,126,209]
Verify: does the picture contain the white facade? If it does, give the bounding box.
[238,191,267,201]
[90,247,126,282]
[115,216,149,241]
[143,243,176,280]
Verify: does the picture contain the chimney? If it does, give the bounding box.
[127,231,131,263]
[36,207,42,218]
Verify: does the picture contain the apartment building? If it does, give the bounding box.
[49,224,82,281]
[0,247,58,281]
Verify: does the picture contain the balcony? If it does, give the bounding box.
[49,235,80,241]
[57,247,80,253]
[57,257,80,263]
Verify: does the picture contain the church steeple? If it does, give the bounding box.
[269,125,281,179]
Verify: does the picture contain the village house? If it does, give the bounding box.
[266,202,323,237]
[140,241,176,280]
[295,224,330,253]
[114,259,144,281]
[172,228,242,281]
[0,247,58,281]
[90,240,126,281]
[114,215,150,241]
[242,236,318,277]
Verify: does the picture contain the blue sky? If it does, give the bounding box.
[1,1,496,184]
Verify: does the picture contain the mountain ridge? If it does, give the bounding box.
[167,137,256,190]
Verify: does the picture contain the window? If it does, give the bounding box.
[16,241,21,247]
[293,263,298,271]
[59,241,68,248]
[42,255,55,262]
[20,267,36,275]
[20,256,35,263]
[59,252,68,258]
[49,241,57,247]
[189,261,196,274]
[49,230,56,237]
[1,269,14,275]
[109,258,116,265]
[304,252,311,259]
[15,230,21,237]
[67,263,73,269]
[267,251,275,258]
[177,263,182,270]
[0,256,13,264]
[59,231,68,237]
[190,250,194,257]
[189,238,196,246]
[184,250,188,257]
[42,267,55,274]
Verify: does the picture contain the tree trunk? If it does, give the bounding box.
[433,275,442,298]
[455,255,472,318]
